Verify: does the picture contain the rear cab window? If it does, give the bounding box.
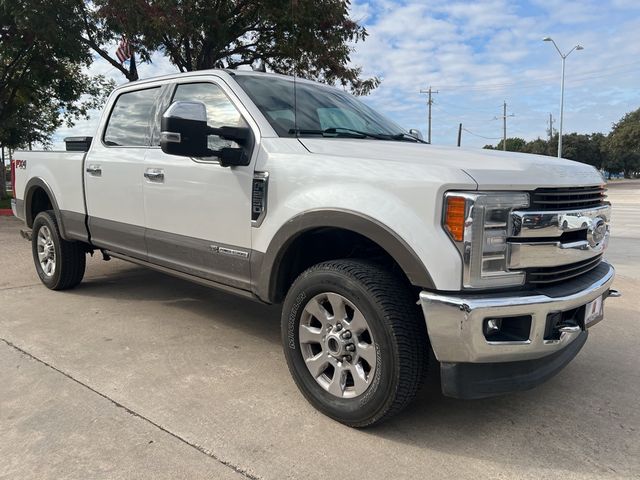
[103,87,161,147]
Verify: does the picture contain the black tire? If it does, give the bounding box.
[281,259,429,427]
[31,210,86,290]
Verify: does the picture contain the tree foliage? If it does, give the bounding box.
[482,116,640,178]
[0,0,115,149]
[605,108,640,178]
[92,0,379,94]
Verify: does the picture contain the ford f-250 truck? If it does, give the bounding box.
[11,70,619,427]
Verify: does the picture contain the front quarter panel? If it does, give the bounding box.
[252,139,478,293]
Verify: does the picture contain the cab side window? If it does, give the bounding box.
[103,87,160,147]
[171,82,248,152]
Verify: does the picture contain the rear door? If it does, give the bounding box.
[85,86,160,259]
[142,79,257,290]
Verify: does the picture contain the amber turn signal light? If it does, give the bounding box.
[445,196,466,242]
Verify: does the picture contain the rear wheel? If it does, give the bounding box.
[32,210,86,290]
[281,259,429,427]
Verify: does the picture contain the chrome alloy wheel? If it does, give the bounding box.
[37,225,56,277]
[299,292,377,398]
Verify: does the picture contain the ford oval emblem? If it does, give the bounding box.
[588,218,607,247]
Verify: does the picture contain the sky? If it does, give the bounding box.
[54,0,640,149]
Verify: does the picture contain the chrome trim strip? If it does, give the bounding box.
[419,262,615,363]
[511,204,610,238]
[11,198,18,217]
[509,233,608,269]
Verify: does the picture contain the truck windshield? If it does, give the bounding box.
[234,74,412,140]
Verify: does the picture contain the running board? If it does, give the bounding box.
[104,250,261,302]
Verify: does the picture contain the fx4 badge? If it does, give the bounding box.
[15,159,27,169]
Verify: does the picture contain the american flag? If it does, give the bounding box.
[116,36,132,63]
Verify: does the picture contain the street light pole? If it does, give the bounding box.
[542,37,583,158]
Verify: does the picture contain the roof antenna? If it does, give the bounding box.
[291,0,298,137]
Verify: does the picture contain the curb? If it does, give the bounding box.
[0,209,13,216]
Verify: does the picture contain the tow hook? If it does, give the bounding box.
[19,229,32,241]
[606,289,621,299]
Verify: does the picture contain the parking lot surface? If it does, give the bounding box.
[1,181,639,479]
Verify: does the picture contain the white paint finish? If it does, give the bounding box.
[84,145,147,228]
[298,138,604,189]
[142,150,254,248]
[252,138,478,291]
[12,151,86,214]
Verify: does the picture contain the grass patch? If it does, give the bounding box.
[0,196,11,209]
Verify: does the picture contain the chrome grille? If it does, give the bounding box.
[525,254,603,285]
[530,185,607,211]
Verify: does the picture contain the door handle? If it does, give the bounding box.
[86,165,102,176]
[144,168,165,183]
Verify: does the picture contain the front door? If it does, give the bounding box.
[143,80,256,290]
[85,86,161,259]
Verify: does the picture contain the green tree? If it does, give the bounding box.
[483,137,527,152]
[0,0,114,197]
[605,108,640,178]
[93,0,379,94]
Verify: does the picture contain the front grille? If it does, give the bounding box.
[530,185,607,211]
[526,254,603,285]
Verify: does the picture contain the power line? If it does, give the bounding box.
[462,128,502,140]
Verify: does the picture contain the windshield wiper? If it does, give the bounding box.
[384,132,428,143]
[289,127,387,140]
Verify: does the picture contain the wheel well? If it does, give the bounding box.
[28,187,53,227]
[272,227,417,303]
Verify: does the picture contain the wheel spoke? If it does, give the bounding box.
[327,293,347,323]
[305,352,330,378]
[348,310,368,334]
[357,343,376,366]
[37,250,47,262]
[327,366,346,396]
[45,260,53,274]
[304,298,331,326]
[299,324,323,344]
[349,364,369,394]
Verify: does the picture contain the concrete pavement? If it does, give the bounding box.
[1,182,639,479]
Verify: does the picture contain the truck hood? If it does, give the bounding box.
[299,138,604,189]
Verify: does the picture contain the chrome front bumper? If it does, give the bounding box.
[11,198,17,217]
[420,262,616,363]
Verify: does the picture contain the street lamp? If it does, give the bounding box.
[542,37,584,158]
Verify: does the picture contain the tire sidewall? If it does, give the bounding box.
[282,266,400,425]
[32,212,63,289]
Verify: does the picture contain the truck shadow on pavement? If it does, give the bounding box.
[64,261,632,477]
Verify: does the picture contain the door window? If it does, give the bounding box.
[103,87,160,147]
[171,82,248,151]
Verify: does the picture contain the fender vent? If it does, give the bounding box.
[251,172,269,227]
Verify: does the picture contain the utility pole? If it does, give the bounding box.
[457,123,462,147]
[419,86,438,143]
[494,101,514,151]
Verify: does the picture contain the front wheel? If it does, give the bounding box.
[281,260,429,427]
[32,210,86,290]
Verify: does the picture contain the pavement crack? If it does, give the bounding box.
[0,337,262,480]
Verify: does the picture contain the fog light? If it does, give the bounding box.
[485,318,502,335]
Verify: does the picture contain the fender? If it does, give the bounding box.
[23,177,69,240]
[255,208,435,303]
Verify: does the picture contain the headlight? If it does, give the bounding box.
[444,191,530,288]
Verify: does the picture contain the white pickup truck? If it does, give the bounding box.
[11,70,619,427]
